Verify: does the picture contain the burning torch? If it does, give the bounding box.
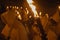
[26,0,48,40]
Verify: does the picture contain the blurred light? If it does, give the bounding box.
[15,10,19,14]
[58,6,60,10]
[15,10,22,20]
[29,16,32,18]
[36,15,39,18]
[16,6,19,9]
[12,6,14,9]
[26,0,34,3]
[39,12,42,16]
[15,6,16,9]
[10,6,12,8]
[26,8,29,14]
[6,6,9,9]
[21,7,23,9]
[26,0,39,18]
[45,14,49,18]
[17,11,19,14]
[18,14,22,20]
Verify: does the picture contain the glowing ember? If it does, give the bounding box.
[26,0,39,17]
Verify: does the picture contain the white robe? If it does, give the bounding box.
[1,9,28,40]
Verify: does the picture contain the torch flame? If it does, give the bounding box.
[26,0,39,17]
[27,0,33,4]
[15,10,22,20]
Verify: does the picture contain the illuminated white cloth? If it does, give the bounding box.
[1,9,28,40]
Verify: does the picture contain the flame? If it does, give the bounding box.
[26,8,29,14]
[26,0,39,17]
[15,10,22,20]
[27,0,33,3]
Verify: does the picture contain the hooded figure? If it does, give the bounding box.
[0,3,7,40]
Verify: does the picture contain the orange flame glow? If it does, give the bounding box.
[26,0,39,17]
[15,10,22,20]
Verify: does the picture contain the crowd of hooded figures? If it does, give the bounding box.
[0,6,60,40]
